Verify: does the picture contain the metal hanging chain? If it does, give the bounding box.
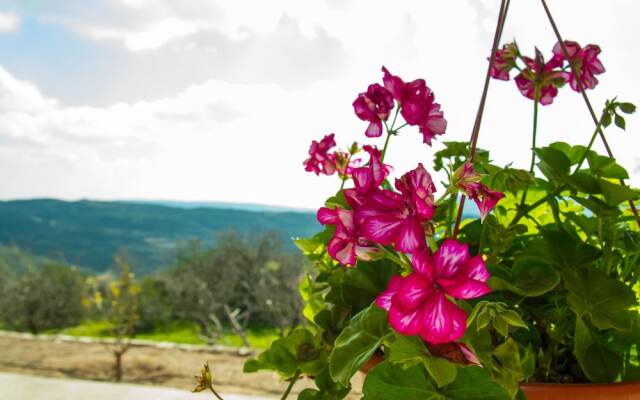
[452,0,511,238]
[540,0,640,228]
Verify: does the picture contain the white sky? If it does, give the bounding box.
[0,0,638,210]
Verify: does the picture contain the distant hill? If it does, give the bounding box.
[0,199,319,272]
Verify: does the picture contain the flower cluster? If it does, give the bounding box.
[306,67,505,348]
[491,40,605,104]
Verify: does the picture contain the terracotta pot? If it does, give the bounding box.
[520,381,640,400]
[361,354,640,399]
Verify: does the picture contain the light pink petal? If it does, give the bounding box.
[375,275,403,311]
[433,239,469,278]
[458,343,482,366]
[317,207,338,225]
[328,237,356,266]
[355,245,380,261]
[393,273,433,311]
[419,293,467,344]
[336,208,356,234]
[394,219,426,253]
[365,120,383,138]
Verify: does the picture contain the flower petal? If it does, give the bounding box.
[393,273,433,311]
[365,120,383,138]
[419,293,467,344]
[317,207,338,225]
[411,249,434,278]
[388,302,426,336]
[433,239,469,278]
[394,219,426,253]
[328,237,356,266]
[375,275,403,311]
[360,213,404,246]
[439,277,491,300]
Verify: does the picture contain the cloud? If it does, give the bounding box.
[0,11,19,32]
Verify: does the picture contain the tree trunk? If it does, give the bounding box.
[114,350,123,382]
[224,305,251,348]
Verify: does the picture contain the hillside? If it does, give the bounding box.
[0,199,319,272]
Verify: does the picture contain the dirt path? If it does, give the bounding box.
[0,336,363,398]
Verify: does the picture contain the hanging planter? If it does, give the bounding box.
[194,1,640,399]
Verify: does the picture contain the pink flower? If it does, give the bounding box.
[381,67,447,145]
[303,134,337,175]
[375,239,491,344]
[552,41,605,91]
[356,163,436,253]
[333,151,361,178]
[317,206,378,266]
[452,162,483,194]
[353,83,395,138]
[490,42,519,81]
[514,49,566,105]
[469,186,505,221]
[343,145,389,208]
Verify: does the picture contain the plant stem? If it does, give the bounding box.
[518,91,540,208]
[209,386,225,400]
[381,128,393,162]
[573,119,601,173]
[280,370,301,400]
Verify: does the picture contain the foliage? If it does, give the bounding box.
[242,54,640,400]
[0,262,85,334]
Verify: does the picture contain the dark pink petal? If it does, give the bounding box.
[438,277,491,300]
[388,302,427,336]
[552,40,580,60]
[365,120,383,138]
[460,255,490,282]
[353,95,376,121]
[375,275,403,311]
[418,293,467,344]
[360,213,404,246]
[317,207,338,225]
[433,239,470,278]
[366,190,404,210]
[395,219,426,253]
[471,186,505,221]
[343,188,366,209]
[457,343,482,366]
[336,208,356,234]
[411,249,435,278]
[393,273,433,311]
[381,66,405,101]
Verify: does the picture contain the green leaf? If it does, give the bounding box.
[598,179,639,206]
[329,305,389,386]
[618,102,636,114]
[563,268,635,331]
[244,328,327,378]
[491,339,528,398]
[489,167,534,195]
[574,316,622,382]
[490,256,560,297]
[387,335,458,388]
[614,113,626,130]
[540,229,601,268]
[602,112,612,127]
[535,147,571,182]
[549,142,587,165]
[362,362,441,400]
[362,362,510,400]
[298,367,350,400]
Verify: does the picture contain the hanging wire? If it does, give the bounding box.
[452,0,511,238]
[540,0,640,228]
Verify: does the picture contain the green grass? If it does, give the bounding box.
[55,319,279,349]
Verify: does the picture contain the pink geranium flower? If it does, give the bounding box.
[552,41,605,91]
[333,151,361,178]
[303,134,337,175]
[381,67,447,145]
[356,163,436,253]
[353,83,395,138]
[451,162,504,221]
[317,206,378,266]
[514,49,566,105]
[490,42,519,81]
[376,239,491,344]
[343,145,389,208]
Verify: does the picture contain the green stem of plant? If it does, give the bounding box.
[209,386,225,400]
[573,119,602,173]
[445,194,457,238]
[519,92,540,208]
[509,185,566,227]
[280,370,301,400]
